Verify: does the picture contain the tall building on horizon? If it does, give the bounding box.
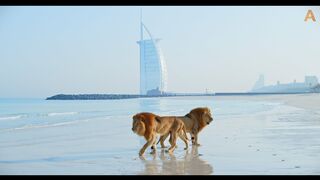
[252,74,265,91]
[137,14,167,95]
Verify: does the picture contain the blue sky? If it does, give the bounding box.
[0,6,319,98]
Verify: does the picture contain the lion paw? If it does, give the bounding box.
[139,151,145,156]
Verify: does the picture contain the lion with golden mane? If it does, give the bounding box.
[132,112,189,156]
[157,107,213,147]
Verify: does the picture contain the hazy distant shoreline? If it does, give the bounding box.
[45,92,313,100]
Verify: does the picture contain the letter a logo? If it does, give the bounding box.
[305,9,316,22]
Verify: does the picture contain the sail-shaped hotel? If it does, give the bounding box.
[137,19,167,95]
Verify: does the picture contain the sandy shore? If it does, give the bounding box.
[213,93,320,111]
[138,94,320,175]
[0,94,320,175]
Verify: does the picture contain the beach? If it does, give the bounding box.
[214,93,320,111]
[0,94,320,175]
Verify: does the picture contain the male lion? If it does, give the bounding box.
[132,112,189,156]
[157,107,213,147]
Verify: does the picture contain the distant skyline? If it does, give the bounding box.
[1,6,320,98]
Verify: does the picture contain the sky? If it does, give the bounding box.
[0,6,320,98]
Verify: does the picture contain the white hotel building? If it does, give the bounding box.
[137,20,167,95]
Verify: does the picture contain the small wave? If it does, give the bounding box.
[47,112,78,116]
[269,126,320,130]
[159,109,188,115]
[0,116,113,133]
[1,119,91,132]
[0,115,24,121]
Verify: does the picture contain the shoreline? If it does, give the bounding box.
[45,92,317,100]
[211,93,320,112]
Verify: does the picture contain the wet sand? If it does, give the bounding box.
[213,93,320,111]
[138,94,320,175]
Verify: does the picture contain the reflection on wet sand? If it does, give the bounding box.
[139,146,213,175]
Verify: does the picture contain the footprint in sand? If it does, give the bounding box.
[294,166,300,169]
[256,149,260,151]
[281,159,285,162]
[248,145,252,148]
[272,154,277,156]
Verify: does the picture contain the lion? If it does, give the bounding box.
[132,112,189,156]
[157,107,213,147]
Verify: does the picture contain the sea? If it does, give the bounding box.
[0,97,276,132]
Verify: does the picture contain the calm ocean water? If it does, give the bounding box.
[0,97,277,132]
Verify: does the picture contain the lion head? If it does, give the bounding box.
[202,107,213,125]
[188,107,213,129]
[132,113,146,136]
[132,112,159,140]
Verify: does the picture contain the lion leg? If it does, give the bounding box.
[139,134,156,156]
[150,135,157,154]
[167,134,173,150]
[179,132,189,150]
[191,133,196,145]
[193,133,201,146]
[166,132,177,154]
[160,133,169,148]
[139,141,152,156]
